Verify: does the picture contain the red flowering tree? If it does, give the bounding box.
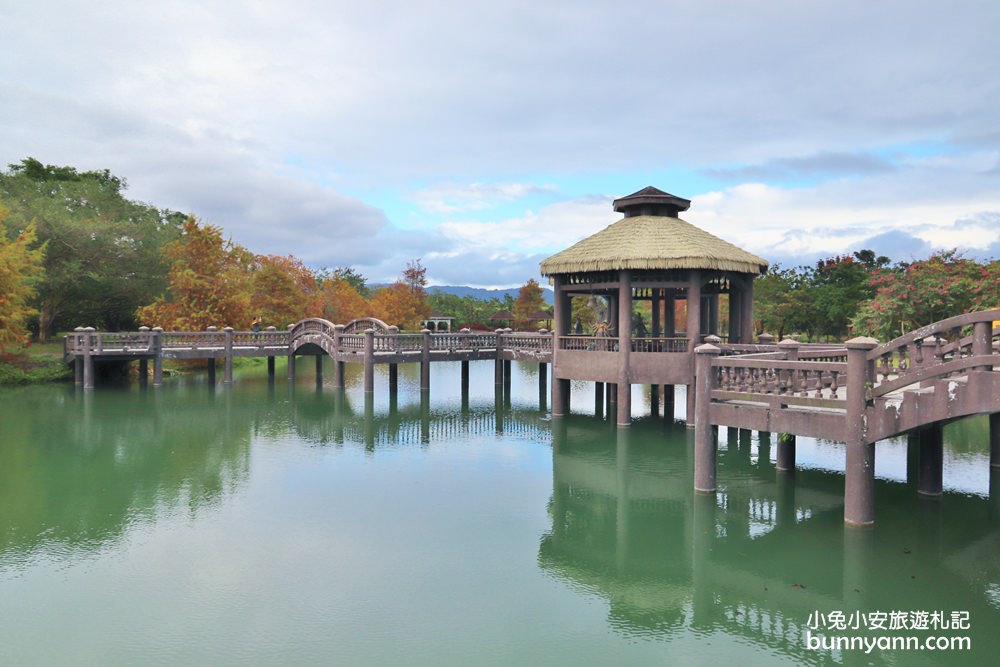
[851,251,998,340]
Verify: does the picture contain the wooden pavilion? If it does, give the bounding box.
[540,186,769,427]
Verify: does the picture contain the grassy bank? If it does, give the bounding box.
[0,340,73,385]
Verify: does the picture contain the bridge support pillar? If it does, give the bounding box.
[315,354,323,380]
[776,433,796,472]
[389,363,398,396]
[460,360,469,394]
[552,378,570,417]
[267,356,275,379]
[74,356,83,387]
[207,359,216,384]
[82,327,95,390]
[152,327,163,387]
[223,327,234,384]
[990,413,1000,468]
[363,329,375,393]
[421,329,431,392]
[844,337,879,526]
[287,354,296,381]
[917,424,944,497]
[694,344,721,492]
[594,382,604,419]
[139,358,148,388]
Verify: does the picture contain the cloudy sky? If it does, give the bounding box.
[3,0,999,286]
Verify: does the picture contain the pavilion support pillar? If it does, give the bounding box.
[537,362,547,411]
[608,383,617,418]
[990,413,1000,468]
[741,277,755,345]
[363,329,375,394]
[650,384,660,418]
[664,292,676,338]
[664,385,675,421]
[152,327,164,387]
[594,382,604,419]
[728,280,741,344]
[707,295,719,337]
[616,270,632,427]
[651,290,661,338]
[685,273,702,426]
[694,343,721,492]
[223,327,234,384]
[844,337,879,526]
[776,433,796,472]
[917,423,944,497]
[420,329,431,393]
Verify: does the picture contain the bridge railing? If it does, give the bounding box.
[867,309,1000,399]
[502,332,552,354]
[339,334,365,351]
[709,354,847,410]
[232,330,289,347]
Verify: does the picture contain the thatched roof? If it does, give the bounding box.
[540,214,769,276]
[490,310,515,320]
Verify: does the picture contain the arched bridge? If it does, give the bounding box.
[693,309,1000,525]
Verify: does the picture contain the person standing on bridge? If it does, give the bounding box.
[251,316,262,333]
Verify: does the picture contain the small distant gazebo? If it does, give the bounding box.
[529,309,553,330]
[540,186,769,427]
[490,310,515,328]
[422,312,454,332]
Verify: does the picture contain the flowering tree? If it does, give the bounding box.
[850,251,998,340]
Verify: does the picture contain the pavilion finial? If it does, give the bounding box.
[612,186,690,218]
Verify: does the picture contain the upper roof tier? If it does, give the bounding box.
[540,187,769,276]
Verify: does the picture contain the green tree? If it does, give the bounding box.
[136,216,254,330]
[0,213,46,353]
[0,158,183,338]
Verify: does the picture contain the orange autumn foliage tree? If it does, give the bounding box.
[370,260,431,330]
[320,276,369,323]
[137,216,254,330]
[250,254,324,328]
[0,216,46,353]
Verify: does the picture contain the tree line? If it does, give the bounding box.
[2,158,997,357]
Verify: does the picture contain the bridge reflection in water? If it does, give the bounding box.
[542,416,1000,665]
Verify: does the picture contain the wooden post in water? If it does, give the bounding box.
[223,327,234,384]
[287,324,296,382]
[152,327,164,387]
[917,423,944,497]
[650,384,660,418]
[82,327,95,390]
[333,324,345,388]
[776,433,796,472]
[363,329,375,394]
[206,326,217,383]
[664,384,675,421]
[266,327,276,379]
[421,329,431,392]
[844,336,878,526]
[538,362,547,411]
[991,413,1000,468]
[594,382,604,419]
[494,329,505,387]
[693,342,720,492]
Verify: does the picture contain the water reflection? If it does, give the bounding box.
[542,416,1000,665]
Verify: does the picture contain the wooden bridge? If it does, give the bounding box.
[693,309,1000,526]
[64,310,1000,526]
[64,316,554,394]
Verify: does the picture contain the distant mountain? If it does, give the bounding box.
[428,285,554,305]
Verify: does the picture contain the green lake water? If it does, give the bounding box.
[1,360,999,666]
